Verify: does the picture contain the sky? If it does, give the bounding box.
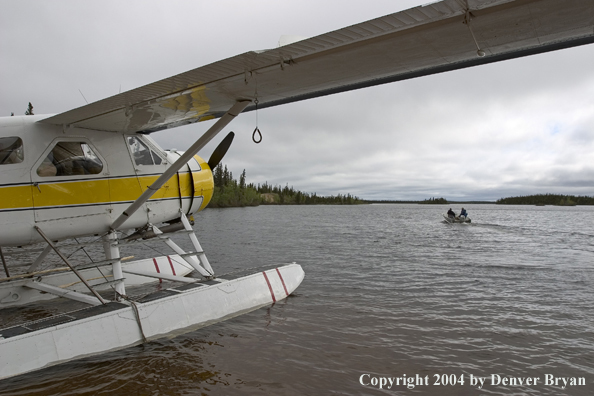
[2,0,593,201]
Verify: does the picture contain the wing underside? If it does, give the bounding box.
[39,0,594,134]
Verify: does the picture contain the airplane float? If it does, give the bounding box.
[1,0,593,380]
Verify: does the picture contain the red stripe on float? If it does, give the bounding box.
[262,271,276,303]
[276,268,289,296]
[153,258,162,283]
[167,255,176,275]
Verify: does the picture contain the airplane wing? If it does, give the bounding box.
[39,0,594,134]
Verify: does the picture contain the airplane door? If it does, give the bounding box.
[30,138,112,237]
[125,135,177,225]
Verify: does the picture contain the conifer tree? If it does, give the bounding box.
[239,169,246,189]
[223,165,230,186]
[25,102,34,115]
[213,163,224,187]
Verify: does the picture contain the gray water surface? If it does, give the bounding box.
[1,204,593,395]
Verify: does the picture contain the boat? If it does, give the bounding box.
[443,214,471,223]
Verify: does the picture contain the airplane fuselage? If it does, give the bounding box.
[0,115,214,247]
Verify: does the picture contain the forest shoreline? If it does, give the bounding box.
[206,165,593,208]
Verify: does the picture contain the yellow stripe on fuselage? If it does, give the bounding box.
[0,185,34,210]
[0,171,213,211]
[33,179,111,207]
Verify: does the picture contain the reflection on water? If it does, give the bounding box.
[1,204,593,395]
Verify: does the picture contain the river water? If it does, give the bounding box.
[1,204,593,395]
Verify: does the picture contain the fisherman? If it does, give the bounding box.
[447,208,456,218]
[460,208,468,218]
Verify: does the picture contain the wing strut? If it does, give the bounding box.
[111,100,251,231]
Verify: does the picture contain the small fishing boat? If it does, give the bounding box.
[443,214,471,223]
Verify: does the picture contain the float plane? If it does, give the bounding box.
[1,0,593,380]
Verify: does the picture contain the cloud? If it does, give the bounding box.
[2,0,593,201]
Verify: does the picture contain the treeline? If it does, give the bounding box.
[258,181,364,205]
[418,197,448,204]
[207,164,365,208]
[496,194,594,206]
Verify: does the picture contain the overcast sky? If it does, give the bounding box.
[2,0,593,201]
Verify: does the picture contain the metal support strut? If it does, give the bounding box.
[151,224,212,278]
[103,231,126,298]
[0,247,9,278]
[464,9,485,57]
[27,244,52,273]
[111,100,251,231]
[34,226,107,305]
[179,212,213,275]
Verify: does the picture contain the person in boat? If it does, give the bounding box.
[460,208,468,218]
[447,208,456,218]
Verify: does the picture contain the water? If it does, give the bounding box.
[1,204,593,395]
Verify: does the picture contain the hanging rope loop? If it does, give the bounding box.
[252,98,262,143]
[252,127,262,143]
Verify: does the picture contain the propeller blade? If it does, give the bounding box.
[207,131,235,170]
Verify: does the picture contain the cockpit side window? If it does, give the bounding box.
[0,137,24,165]
[37,142,103,177]
[127,136,163,166]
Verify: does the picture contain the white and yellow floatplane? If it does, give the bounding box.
[2,0,593,380]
